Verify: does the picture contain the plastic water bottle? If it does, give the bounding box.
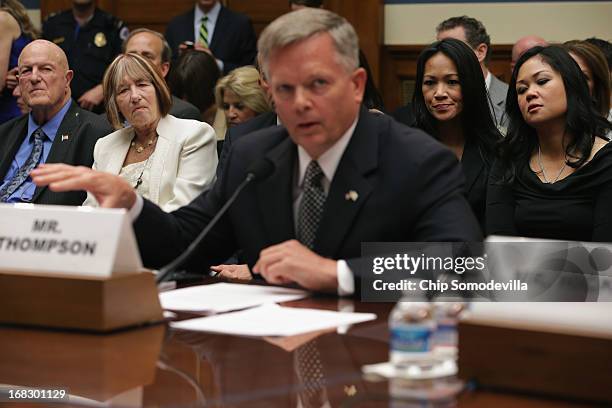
[431,301,467,360]
[389,301,437,368]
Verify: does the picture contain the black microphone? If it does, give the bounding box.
[155,158,274,283]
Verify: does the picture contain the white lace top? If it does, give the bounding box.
[118,155,153,201]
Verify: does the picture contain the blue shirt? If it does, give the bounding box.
[0,99,72,203]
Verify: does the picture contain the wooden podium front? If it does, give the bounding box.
[0,271,163,332]
[458,313,612,404]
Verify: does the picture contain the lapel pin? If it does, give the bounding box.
[344,385,357,396]
[345,190,358,202]
[61,134,69,141]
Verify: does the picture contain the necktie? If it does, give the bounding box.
[198,16,209,47]
[298,160,326,249]
[0,128,45,202]
[294,339,329,408]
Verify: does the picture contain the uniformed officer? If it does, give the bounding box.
[42,0,128,113]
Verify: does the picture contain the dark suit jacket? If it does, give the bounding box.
[134,109,481,290]
[461,140,492,232]
[170,95,202,121]
[0,100,111,205]
[391,103,416,127]
[165,5,257,74]
[217,111,278,177]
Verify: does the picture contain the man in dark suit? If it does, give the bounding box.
[217,110,278,177]
[165,0,257,75]
[0,40,110,205]
[33,9,481,294]
[123,28,202,121]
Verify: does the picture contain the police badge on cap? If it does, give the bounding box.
[94,32,107,47]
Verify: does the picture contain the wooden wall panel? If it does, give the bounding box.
[325,0,384,91]
[40,0,385,99]
[226,0,289,36]
[42,0,194,33]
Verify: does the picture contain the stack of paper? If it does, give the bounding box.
[159,283,308,313]
[170,303,377,336]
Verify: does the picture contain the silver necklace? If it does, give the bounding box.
[537,145,567,184]
[133,152,154,190]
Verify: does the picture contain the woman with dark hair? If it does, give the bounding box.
[563,40,611,118]
[169,50,221,125]
[0,0,39,124]
[487,46,612,241]
[412,38,501,229]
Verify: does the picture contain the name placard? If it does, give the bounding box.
[0,204,142,278]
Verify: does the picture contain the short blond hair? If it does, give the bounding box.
[103,52,172,129]
[215,66,271,115]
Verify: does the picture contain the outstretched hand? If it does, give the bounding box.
[31,163,137,209]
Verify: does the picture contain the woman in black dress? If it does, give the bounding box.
[412,38,501,230]
[487,46,612,241]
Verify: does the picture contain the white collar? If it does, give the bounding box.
[297,114,359,187]
[485,71,492,91]
[194,1,221,24]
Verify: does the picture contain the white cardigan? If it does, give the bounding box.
[84,115,217,212]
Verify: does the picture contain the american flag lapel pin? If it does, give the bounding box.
[345,190,358,202]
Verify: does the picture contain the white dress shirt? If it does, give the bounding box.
[294,116,359,296]
[193,2,224,71]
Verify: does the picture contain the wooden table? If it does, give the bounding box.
[0,286,597,407]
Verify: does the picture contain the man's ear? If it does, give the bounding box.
[160,62,170,78]
[65,69,74,86]
[351,67,367,104]
[475,43,488,64]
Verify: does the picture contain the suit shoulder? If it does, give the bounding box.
[231,124,286,154]
[170,96,202,120]
[95,9,125,28]
[43,9,71,24]
[162,115,215,142]
[491,75,509,90]
[229,112,276,140]
[94,126,126,147]
[167,9,194,27]
[220,6,252,24]
[0,114,27,134]
[375,113,451,159]
[76,109,113,136]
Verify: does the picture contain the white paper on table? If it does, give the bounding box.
[158,282,309,313]
[170,303,377,336]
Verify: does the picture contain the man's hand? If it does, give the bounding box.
[77,84,104,111]
[31,163,137,209]
[193,43,214,56]
[211,264,252,281]
[253,240,338,293]
[5,67,18,90]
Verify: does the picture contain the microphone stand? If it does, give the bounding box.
[155,173,255,284]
